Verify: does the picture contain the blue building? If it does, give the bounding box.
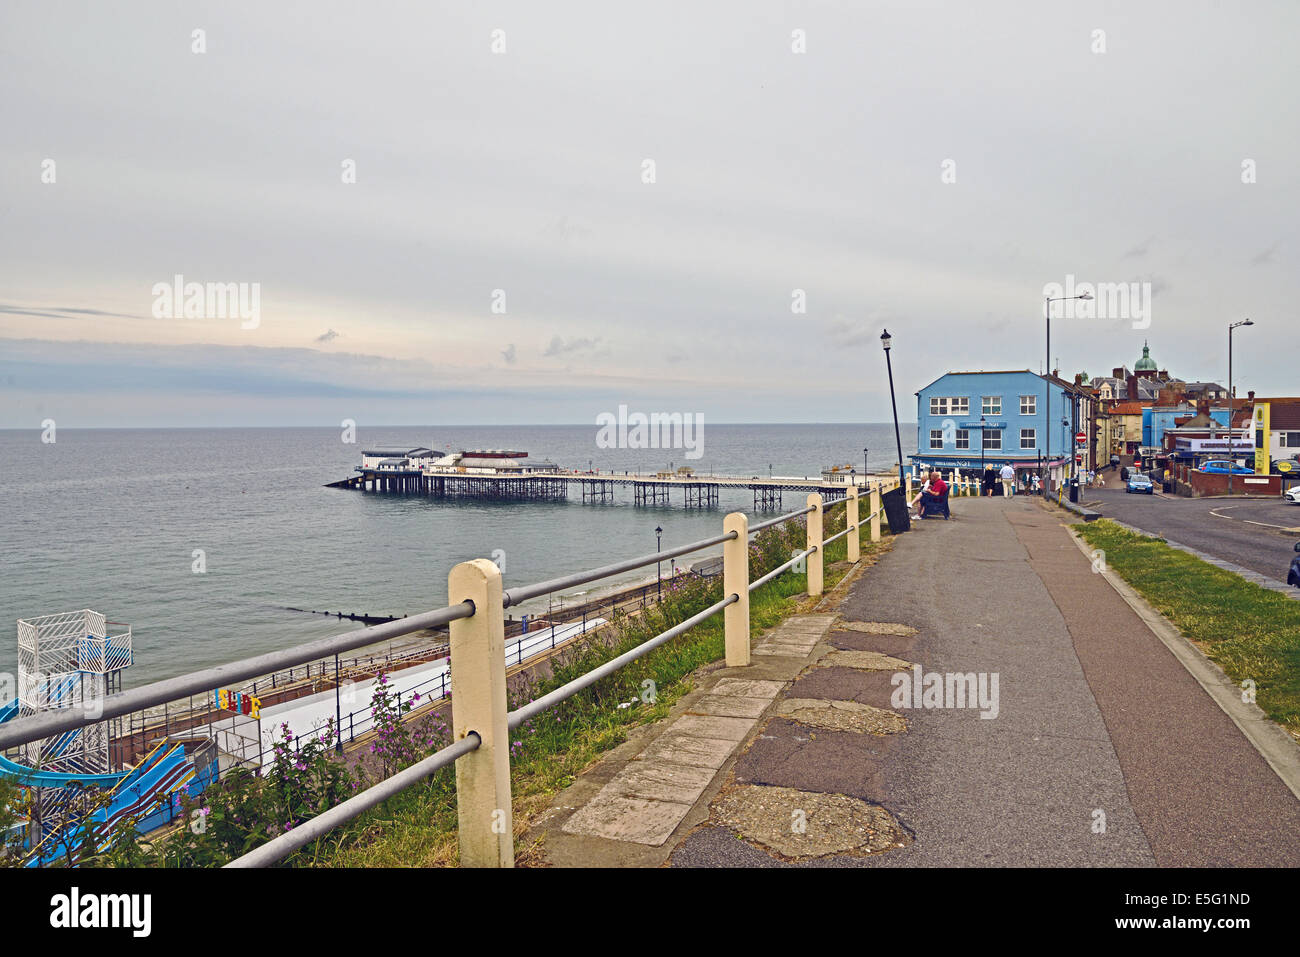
[912,370,1097,480]
[1145,404,1230,448]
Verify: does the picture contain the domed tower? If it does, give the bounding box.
[1135,341,1157,375]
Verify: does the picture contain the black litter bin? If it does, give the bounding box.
[882,486,911,533]
[1068,479,1080,503]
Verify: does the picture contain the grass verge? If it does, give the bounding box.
[1076,519,1300,740]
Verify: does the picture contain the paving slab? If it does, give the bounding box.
[687,693,772,719]
[671,714,757,742]
[710,678,787,698]
[606,760,717,804]
[562,791,692,846]
[637,731,739,770]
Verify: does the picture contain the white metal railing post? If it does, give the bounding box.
[807,493,824,597]
[845,486,860,563]
[723,512,750,667]
[870,483,882,543]
[448,559,513,867]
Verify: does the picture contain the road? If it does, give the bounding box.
[1082,487,1300,585]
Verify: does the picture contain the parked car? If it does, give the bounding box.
[1272,458,1299,475]
[1126,472,1155,495]
[1290,543,1300,587]
[1285,486,1300,505]
[1199,459,1254,475]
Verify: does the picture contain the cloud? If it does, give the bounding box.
[1122,236,1155,259]
[315,328,341,343]
[543,335,603,358]
[1133,274,1169,297]
[826,314,889,349]
[0,304,144,321]
[1250,244,1277,265]
[501,343,517,364]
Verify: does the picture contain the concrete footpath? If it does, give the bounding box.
[528,497,1300,867]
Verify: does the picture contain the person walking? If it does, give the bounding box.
[999,462,1015,497]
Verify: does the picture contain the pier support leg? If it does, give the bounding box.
[870,485,881,543]
[723,512,750,667]
[806,492,823,598]
[449,559,513,867]
[846,486,859,563]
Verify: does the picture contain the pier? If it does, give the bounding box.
[327,468,874,510]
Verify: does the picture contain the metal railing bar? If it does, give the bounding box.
[748,547,814,592]
[745,504,816,535]
[506,594,738,730]
[0,602,475,751]
[225,732,481,868]
[503,532,737,608]
[822,525,852,546]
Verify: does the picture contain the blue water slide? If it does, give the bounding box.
[0,700,128,787]
[23,741,195,867]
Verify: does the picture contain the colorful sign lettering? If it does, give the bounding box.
[214,687,261,719]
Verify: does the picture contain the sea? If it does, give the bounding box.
[0,424,916,686]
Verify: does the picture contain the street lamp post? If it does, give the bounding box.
[655,525,663,599]
[863,448,869,486]
[1045,292,1093,492]
[1228,318,1254,494]
[881,330,907,492]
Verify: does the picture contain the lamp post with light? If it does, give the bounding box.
[1045,291,1093,491]
[655,525,663,599]
[1228,318,1254,494]
[881,330,906,492]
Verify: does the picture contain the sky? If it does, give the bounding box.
[1,0,1296,427]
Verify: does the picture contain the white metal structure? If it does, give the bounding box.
[15,609,132,774]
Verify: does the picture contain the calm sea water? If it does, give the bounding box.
[0,424,915,685]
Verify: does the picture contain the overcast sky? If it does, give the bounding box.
[2,0,1296,427]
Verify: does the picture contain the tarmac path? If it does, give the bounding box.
[670,496,1300,867]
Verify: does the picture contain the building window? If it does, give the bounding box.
[982,396,1001,416]
[1020,428,1036,450]
[1020,395,1036,415]
[1280,431,1300,448]
[929,396,969,416]
[955,429,970,450]
[930,430,944,449]
[984,431,1001,451]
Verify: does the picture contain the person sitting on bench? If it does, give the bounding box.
[918,470,949,519]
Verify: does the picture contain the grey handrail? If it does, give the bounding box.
[0,602,475,750]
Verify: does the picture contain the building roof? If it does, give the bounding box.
[1135,341,1158,372]
[1107,401,1144,415]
